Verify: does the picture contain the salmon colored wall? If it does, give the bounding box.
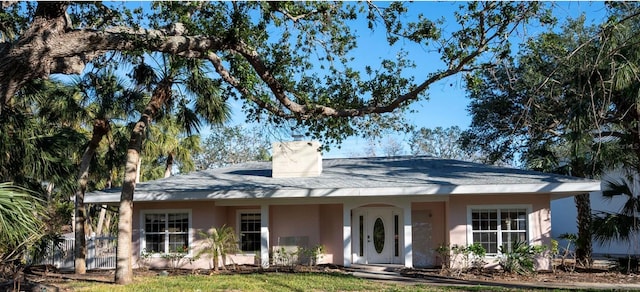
[319,204,343,265]
[134,203,344,269]
[270,204,320,247]
[133,201,228,269]
[448,194,551,247]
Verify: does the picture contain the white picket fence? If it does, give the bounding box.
[36,235,116,270]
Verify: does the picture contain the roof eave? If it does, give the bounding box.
[84,181,601,204]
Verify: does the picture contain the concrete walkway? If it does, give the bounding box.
[347,264,640,291]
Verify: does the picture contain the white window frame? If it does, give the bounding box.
[466,204,533,257]
[140,209,192,257]
[236,209,261,254]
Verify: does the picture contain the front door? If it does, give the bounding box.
[353,207,400,264]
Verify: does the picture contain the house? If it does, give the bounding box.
[85,141,601,270]
[552,192,640,258]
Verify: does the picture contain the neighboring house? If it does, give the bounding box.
[552,192,640,257]
[85,141,600,270]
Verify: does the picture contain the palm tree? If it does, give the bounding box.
[115,54,230,284]
[72,70,143,274]
[0,79,84,194]
[142,116,202,180]
[197,225,240,272]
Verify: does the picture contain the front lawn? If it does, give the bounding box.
[57,272,513,292]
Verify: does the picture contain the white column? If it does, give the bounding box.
[343,203,352,267]
[260,204,270,268]
[403,202,413,268]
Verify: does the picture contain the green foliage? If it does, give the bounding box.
[161,245,194,270]
[197,225,240,271]
[0,183,46,258]
[591,170,640,255]
[0,183,47,283]
[299,244,326,266]
[0,80,85,196]
[437,243,487,275]
[434,243,451,270]
[466,243,487,269]
[498,241,546,275]
[462,4,640,265]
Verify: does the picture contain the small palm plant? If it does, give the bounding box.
[197,225,240,272]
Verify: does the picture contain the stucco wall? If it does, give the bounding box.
[448,194,551,270]
[133,201,228,270]
[319,204,343,265]
[270,204,320,247]
[133,202,345,270]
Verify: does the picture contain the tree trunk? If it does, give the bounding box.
[136,156,142,183]
[74,119,109,274]
[574,193,592,267]
[115,147,138,284]
[115,80,172,285]
[164,152,174,178]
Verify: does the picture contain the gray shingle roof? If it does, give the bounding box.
[85,156,600,204]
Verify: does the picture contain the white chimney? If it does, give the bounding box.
[272,141,322,178]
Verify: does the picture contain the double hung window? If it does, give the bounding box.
[143,211,190,254]
[239,212,261,252]
[470,207,528,254]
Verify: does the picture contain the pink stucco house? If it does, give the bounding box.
[85,141,600,270]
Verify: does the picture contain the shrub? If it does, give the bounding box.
[467,243,487,270]
[435,244,451,271]
[300,244,325,266]
[498,241,546,275]
[437,243,486,276]
[162,245,194,270]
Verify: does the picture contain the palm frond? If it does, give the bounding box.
[175,99,202,136]
[601,169,634,199]
[0,183,46,251]
[591,211,640,245]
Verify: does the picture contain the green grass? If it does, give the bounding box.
[58,272,524,292]
[58,272,601,292]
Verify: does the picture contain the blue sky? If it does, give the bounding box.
[289,1,609,158]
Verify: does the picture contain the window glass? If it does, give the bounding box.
[240,212,261,252]
[144,212,189,254]
[471,208,527,254]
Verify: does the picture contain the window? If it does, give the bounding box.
[239,212,261,252]
[143,211,190,254]
[470,207,528,254]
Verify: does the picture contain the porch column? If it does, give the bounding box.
[342,203,352,267]
[260,204,269,268]
[402,202,413,268]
